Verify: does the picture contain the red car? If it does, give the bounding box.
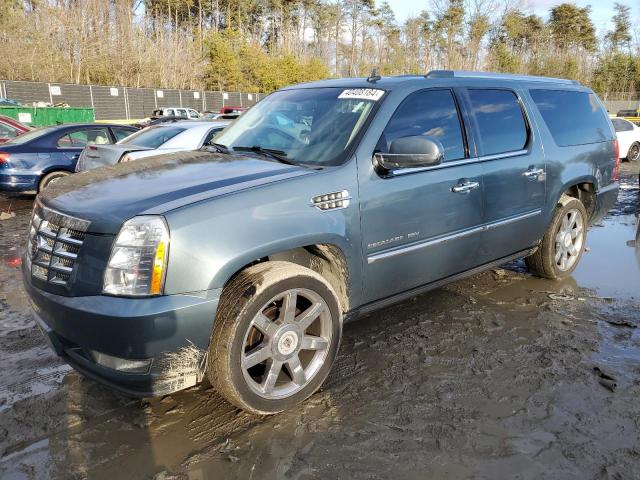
[0,115,31,143]
[220,106,247,114]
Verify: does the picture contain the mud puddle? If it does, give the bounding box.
[1,163,639,479]
[573,213,640,301]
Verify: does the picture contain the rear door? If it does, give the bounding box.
[359,88,485,303]
[461,87,546,261]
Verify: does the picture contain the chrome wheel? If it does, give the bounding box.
[629,143,640,162]
[554,208,584,271]
[241,288,332,400]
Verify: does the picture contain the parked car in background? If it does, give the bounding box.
[202,112,243,120]
[23,71,618,414]
[202,106,248,120]
[151,108,200,119]
[0,123,138,192]
[616,108,640,117]
[75,120,230,171]
[133,115,186,129]
[611,118,640,162]
[220,106,247,115]
[0,115,31,143]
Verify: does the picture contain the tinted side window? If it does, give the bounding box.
[113,127,136,142]
[203,127,224,145]
[121,126,185,148]
[378,89,465,162]
[57,128,110,147]
[612,118,633,132]
[0,122,18,138]
[468,89,528,156]
[530,90,612,146]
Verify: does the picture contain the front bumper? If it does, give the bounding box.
[591,181,619,225]
[24,271,221,397]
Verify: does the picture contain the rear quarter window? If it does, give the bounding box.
[612,118,633,132]
[122,125,185,148]
[529,89,612,147]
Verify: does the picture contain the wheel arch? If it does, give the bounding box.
[555,178,597,221]
[38,168,74,191]
[217,240,352,314]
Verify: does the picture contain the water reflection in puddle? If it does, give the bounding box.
[574,214,640,301]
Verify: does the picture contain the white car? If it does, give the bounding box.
[611,118,640,162]
[76,121,230,171]
[152,107,201,119]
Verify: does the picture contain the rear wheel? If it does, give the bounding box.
[526,197,587,279]
[38,170,70,192]
[627,142,640,162]
[207,261,342,414]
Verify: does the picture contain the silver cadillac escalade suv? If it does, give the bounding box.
[23,71,619,414]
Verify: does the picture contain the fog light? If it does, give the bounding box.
[90,350,152,374]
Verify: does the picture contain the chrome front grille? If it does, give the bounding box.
[26,201,90,286]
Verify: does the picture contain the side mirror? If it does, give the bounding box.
[374,136,444,172]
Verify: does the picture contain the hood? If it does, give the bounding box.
[40,150,314,233]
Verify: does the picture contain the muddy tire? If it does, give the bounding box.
[39,170,70,192]
[525,196,588,279]
[207,261,342,414]
[627,142,640,162]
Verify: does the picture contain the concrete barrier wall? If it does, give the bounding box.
[0,80,265,120]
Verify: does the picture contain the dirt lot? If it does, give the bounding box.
[1,163,639,480]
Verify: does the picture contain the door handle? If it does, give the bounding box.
[451,180,480,194]
[523,167,544,178]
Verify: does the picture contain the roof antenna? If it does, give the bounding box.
[367,67,381,83]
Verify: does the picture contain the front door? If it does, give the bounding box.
[461,88,546,260]
[358,88,485,304]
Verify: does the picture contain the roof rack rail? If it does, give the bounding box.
[425,70,580,85]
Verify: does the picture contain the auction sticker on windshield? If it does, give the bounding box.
[338,89,385,101]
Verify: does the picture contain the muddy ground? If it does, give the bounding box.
[1,163,639,480]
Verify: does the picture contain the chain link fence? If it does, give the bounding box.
[0,80,265,121]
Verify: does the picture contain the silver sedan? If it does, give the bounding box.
[75,120,231,171]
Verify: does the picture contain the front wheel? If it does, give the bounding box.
[207,261,342,414]
[526,197,588,279]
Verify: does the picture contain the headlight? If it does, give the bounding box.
[103,216,169,296]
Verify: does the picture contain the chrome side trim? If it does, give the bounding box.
[384,149,529,177]
[367,209,542,264]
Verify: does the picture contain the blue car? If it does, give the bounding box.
[0,123,138,193]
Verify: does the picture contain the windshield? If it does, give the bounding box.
[5,127,55,145]
[120,125,185,148]
[214,87,384,166]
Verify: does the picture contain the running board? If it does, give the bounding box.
[347,247,537,321]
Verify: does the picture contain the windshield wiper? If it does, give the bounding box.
[232,145,296,165]
[207,142,232,154]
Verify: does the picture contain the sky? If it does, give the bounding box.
[382,0,637,34]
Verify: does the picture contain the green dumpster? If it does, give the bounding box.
[0,106,95,126]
